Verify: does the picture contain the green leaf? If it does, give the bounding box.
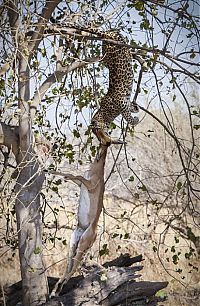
[50,54,57,61]
[155,290,168,299]
[185,252,191,259]
[48,164,55,171]
[99,244,109,257]
[121,211,127,218]
[134,0,144,11]
[153,246,157,252]
[151,9,158,17]
[40,48,47,57]
[0,78,5,90]
[124,233,130,239]
[174,236,179,243]
[73,129,80,138]
[139,184,147,192]
[193,125,200,130]
[129,175,134,182]
[54,179,62,186]
[190,52,196,59]
[186,227,197,243]
[51,186,58,193]
[109,122,116,130]
[52,87,58,95]
[34,247,41,255]
[172,254,179,264]
[177,181,182,190]
[171,245,176,253]
[140,19,151,30]
[112,233,119,238]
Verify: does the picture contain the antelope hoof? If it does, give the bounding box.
[49,290,59,298]
[49,291,55,298]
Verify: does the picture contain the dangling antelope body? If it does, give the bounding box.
[50,143,109,297]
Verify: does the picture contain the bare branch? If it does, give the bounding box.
[6,0,20,40]
[163,54,200,84]
[0,146,11,185]
[29,0,61,51]
[0,122,19,157]
[0,61,11,76]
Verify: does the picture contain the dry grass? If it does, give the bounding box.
[0,105,199,305]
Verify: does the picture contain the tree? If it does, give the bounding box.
[0,0,199,305]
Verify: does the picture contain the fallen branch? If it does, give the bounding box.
[1,254,168,306]
[103,253,143,268]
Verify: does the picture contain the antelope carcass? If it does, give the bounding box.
[50,144,108,297]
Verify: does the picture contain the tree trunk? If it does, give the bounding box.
[15,166,48,305]
[15,57,48,305]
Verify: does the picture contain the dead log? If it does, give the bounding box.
[1,254,168,306]
[46,264,167,306]
[103,253,143,268]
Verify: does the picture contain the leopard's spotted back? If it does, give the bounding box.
[102,32,134,96]
[79,27,139,130]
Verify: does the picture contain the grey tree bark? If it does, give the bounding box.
[1,1,62,304]
[15,53,49,304]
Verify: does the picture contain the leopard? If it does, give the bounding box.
[66,25,140,143]
[88,29,140,138]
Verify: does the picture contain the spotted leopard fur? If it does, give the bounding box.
[89,29,139,131]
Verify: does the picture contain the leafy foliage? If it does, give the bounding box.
[0,0,199,301]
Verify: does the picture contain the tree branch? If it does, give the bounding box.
[43,25,199,78]
[6,0,20,41]
[44,24,166,54]
[30,56,101,120]
[0,122,19,157]
[29,0,61,51]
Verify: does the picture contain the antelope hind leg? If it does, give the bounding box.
[50,227,84,298]
[50,226,96,297]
